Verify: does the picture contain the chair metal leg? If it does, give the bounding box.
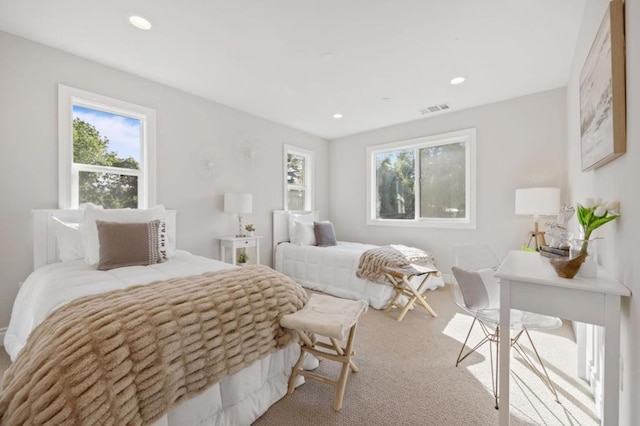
[456,318,560,410]
[492,326,559,409]
[512,327,559,403]
[456,317,477,366]
[456,317,502,408]
[456,317,493,367]
[456,317,498,366]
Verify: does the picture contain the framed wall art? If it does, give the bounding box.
[579,0,626,172]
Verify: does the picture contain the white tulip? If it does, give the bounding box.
[593,197,602,207]
[606,201,619,212]
[583,197,596,208]
[594,205,607,217]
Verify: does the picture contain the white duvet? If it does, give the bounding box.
[275,241,445,309]
[4,250,300,426]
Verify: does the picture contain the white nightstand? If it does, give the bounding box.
[218,236,263,265]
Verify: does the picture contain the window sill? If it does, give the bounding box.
[366,218,476,230]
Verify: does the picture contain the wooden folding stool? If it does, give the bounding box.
[382,264,439,321]
[280,293,368,411]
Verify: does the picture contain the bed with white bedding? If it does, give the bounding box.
[1,209,304,426]
[273,210,444,309]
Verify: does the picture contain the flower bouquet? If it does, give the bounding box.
[575,198,620,256]
[550,198,619,279]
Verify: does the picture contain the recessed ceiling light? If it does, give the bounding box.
[333,113,343,119]
[129,15,152,30]
[450,76,465,85]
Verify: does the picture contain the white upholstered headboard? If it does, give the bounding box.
[272,210,320,255]
[32,209,177,270]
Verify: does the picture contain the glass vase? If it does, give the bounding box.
[570,239,597,278]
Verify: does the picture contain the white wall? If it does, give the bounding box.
[329,88,568,276]
[566,0,639,423]
[0,31,329,328]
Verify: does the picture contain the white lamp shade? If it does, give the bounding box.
[515,187,560,216]
[224,193,252,214]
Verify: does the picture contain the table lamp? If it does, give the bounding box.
[224,193,252,237]
[515,187,560,250]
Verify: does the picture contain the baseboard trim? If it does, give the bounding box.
[441,273,453,285]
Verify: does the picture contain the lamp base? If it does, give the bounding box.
[523,220,547,251]
[236,213,244,238]
[524,231,546,251]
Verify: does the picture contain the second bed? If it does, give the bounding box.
[273,210,445,310]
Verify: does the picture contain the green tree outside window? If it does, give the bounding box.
[73,117,139,208]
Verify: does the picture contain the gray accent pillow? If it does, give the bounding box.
[314,221,337,247]
[96,220,162,271]
[451,266,491,310]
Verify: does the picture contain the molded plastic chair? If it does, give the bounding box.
[452,244,561,409]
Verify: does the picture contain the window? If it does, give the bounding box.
[366,128,476,229]
[58,85,156,209]
[284,145,314,210]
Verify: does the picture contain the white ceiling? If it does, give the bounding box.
[0,0,586,139]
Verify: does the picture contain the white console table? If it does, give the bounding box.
[495,250,630,426]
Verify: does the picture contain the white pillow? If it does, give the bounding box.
[295,221,316,246]
[288,213,315,245]
[51,217,84,261]
[83,204,168,266]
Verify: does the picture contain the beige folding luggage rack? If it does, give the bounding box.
[382,264,439,321]
[280,293,368,411]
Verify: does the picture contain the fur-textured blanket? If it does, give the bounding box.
[356,244,437,283]
[0,265,308,425]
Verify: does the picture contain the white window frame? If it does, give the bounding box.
[58,85,156,209]
[366,128,476,229]
[283,144,314,210]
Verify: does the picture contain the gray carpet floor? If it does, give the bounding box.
[254,285,598,425]
[0,285,598,425]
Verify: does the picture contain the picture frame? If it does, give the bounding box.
[579,0,626,172]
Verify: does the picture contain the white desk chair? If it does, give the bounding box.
[452,244,561,409]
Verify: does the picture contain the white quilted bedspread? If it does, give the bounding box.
[275,242,444,309]
[4,250,299,426]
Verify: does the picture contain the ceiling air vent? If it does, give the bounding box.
[418,103,451,115]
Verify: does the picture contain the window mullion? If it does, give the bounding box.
[71,166,79,208]
[74,163,141,177]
